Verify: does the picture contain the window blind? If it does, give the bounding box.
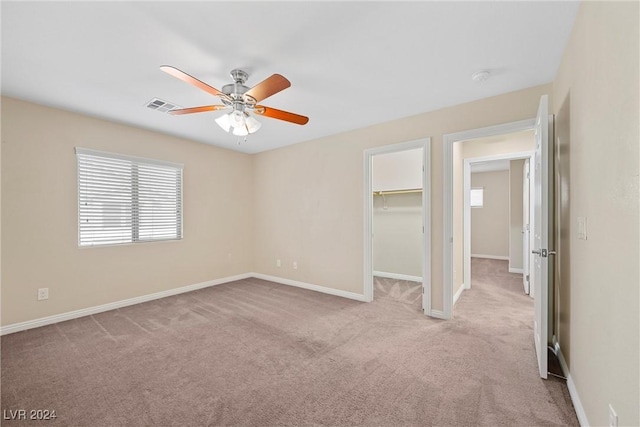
[76,148,183,247]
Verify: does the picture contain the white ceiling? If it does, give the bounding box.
[1,1,579,154]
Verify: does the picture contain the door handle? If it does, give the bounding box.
[532,249,556,257]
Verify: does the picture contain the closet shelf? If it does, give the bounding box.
[373,188,422,196]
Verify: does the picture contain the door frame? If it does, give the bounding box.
[364,138,431,315]
[463,150,535,296]
[442,119,535,319]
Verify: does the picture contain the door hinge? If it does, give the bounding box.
[526,274,530,282]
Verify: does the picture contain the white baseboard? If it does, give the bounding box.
[429,309,447,319]
[0,273,251,336]
[508,267,524,274]
[471,254,509,260]
[373,271,422,283]
[567,373,589,426]
[453,283,465,305]
[251,273,368,302]
[553,338,589,426]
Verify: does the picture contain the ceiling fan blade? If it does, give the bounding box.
[169,105,228,115]
[245,74,291,103]
[254,106,309,125]
[160,65,227,99]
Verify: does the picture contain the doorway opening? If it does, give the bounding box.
[462,146,536,304]
[444,95,553,379]
[364,138,431,315]
[443,119,536,319]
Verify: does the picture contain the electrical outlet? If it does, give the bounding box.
[276,259,281,268]
[37,288,49,301]
[608,404,618,427]
[293,261,298,270]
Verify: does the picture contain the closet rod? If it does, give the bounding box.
[373,188,422,196]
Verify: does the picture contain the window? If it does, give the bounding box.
[470,187,484,208]
[76,148,183,246]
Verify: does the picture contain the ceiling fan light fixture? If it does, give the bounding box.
[232,125,249,136]
[245,115,262,134]
[215,113,232,132]
[230,110,246,128]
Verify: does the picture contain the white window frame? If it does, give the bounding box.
[470,187,484,208]
[75,147,184,248]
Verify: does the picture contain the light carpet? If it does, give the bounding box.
[1,260,578,426]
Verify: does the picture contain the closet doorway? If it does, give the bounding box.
[364,138,431,315]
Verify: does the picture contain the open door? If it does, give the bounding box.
[532,95,552,379]
[523,159,531,294]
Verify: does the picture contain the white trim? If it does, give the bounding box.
[567,375,589,427]
[508,267,524,274]
[373,271,422,282]
[430,309,446,319]
[251,273,368,302]
[74,147,183,169]
[453,283,465,305]
[364,138,431,316]
[444,118,536,320]
[553,339,589,427]
[0,273,251,336]
[470,254,510,260]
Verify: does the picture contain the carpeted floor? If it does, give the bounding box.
[1,259,578,426]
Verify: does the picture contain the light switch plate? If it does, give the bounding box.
[608,404,618,427]
[577,216,587,240]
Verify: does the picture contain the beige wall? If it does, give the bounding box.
[1,105,2,326]
[552,1,639,426]
[509,159,525,270]
[1,97,254,326]
[254,84,551,310]
[373,193,422,278]
[471,171,509,257]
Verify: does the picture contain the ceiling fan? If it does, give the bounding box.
[160,66,309,137]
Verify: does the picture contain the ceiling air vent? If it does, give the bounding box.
[145,98,181,113]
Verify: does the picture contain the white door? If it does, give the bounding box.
[532,95,551,379]
[522,160,531,294]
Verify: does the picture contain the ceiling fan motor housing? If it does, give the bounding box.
[221,69,256,110]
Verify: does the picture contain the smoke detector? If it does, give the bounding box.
[471,70,491,83]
